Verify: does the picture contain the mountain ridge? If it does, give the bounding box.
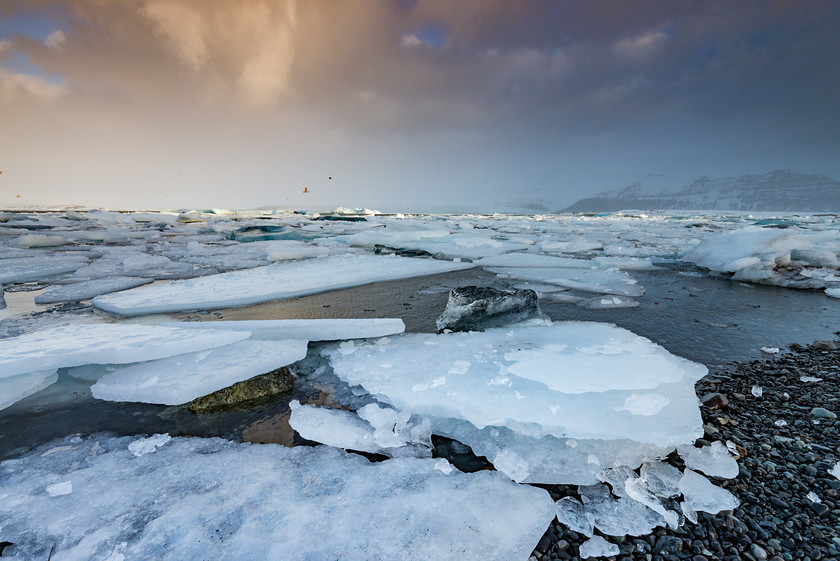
[562,170,840,212]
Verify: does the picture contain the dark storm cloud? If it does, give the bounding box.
[1,1,838,210]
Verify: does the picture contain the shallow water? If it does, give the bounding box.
[1,264,839,460]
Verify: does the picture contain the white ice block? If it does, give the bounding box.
[325,323,705,446]
[91,339,308,405]
[488,266,645,296]
[0,324,250,379]
[162,318,405,341]
[0,434,555,561]
[93,254,473,316]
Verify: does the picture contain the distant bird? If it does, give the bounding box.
[16,194,21,198]
[328,176,333,180]
[303,187,310,193]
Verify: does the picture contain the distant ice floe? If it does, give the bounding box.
[0,434,555,561]
[93,254,473,316]
[161,318,405,341]
[682,226,840,294]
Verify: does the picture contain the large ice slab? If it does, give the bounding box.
[91,339,308,405]
[0,324,250,378]
[162,318,405,341]
[325,323,705,446]
[0,254,88,284]
[0,434,555,561]
[488,266,644,296]
[93,254,474,316]
[34,276,154,304]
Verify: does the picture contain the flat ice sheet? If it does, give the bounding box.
[0,434,555,561]
[0,323,250,379]
[0,254,88,284]
[92,339,308,405]
[93,254,473,316]
[162,318,405,341]
[325,323,705,445]
[34,276,154,304]
[488,266,644,296]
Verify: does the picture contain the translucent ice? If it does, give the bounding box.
[91,339,308,405]
[677,441,739,478]
[0,323,250,379]
[162,318,406,341]
[128,433,172,456]
[639,461,682,498]
[488,266,644,296]
[326,323,705,446]
[679,469,740,514]
[554,496,595,536]
[830,462,840,480]
[579,483,667,536]
[93,254,473,316]
[0,254,88,284]
[0,434,555,561]
[0,370,59,410]
[579,535,620,559]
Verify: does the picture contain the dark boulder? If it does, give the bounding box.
[435,286,546,332]
[187,367,294,414]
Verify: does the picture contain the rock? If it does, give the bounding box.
[187,367,294,413]
[810,408,837,420]
[812,340,840,350]
[373,244,433,258]
[435,286,547,332]
[700,393,729,410]
[751,544,768,560]
[0,287,5,310]
[809,502,830,516]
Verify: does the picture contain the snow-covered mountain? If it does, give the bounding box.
[563,170,840,212]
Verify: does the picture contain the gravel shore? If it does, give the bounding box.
[530,339,840,561]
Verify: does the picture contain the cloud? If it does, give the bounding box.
[44,30,66,49]
[141,2,208,71]
[0,70,65,100]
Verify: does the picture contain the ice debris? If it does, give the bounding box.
[679,469,740,514]
[677,441,739,479]
[128,433,172,456]
[0,434,555,561]
[579,536,620,559]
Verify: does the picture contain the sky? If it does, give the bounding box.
[1,0,839,212]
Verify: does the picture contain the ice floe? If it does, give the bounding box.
[91,339,308,405]
[0,434,555,561]
[93,254,473,315]
[34,276,154,304]
[488,266,645,296]
[0,323,250,378]
[0,370,59,410]
[162,318,406,341]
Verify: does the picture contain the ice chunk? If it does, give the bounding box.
[45,480,73,496]
[13,234,68,248]
[760,346,780,354]
[678,441,739,479]
[492,449,530,482]
[34,276,154,304]
[579,483,667,536]
[91,339,307,405]
[162,318,405,341]
[0,370,59,410]
[826,288,840,298]
[830,462,840,480]
[624,476,680,529]
[554,496,594,536]
[639,461,682,498]
[800,376,822,382]
[128,433,172,457]
[751,385,763,397]
[0,254,88,284]
[488,266,644,296]
[435,286,546,332]
[93,254,473,316]
[326,323,705,446]
[579,295,640,309]
[579,535,620,559]
[679,469,740,514]
[0,324,251,379]
[0,434,556,560]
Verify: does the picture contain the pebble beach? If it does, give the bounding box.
[530,340,840,561]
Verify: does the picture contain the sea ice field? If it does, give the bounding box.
[0,207,839,559]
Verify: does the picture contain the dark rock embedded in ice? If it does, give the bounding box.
[187,367,294,413]
[435,285,546,332]
[373,244,433,258]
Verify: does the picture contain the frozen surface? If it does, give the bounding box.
[326,323,705,446]
[92,339,308,405]
[0,370,58,410]
[93,254,473,315]
[579,536,620,559]
[682,226,840,291]
[579,483,667,536]
[34,276,154,304]
[488,266,644,296]
[163,318,405,341]
[0,254,88,284]
[677,441,739,478]
[0,324,250,379]
[0,434,555,561]
[679,469,740,514]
